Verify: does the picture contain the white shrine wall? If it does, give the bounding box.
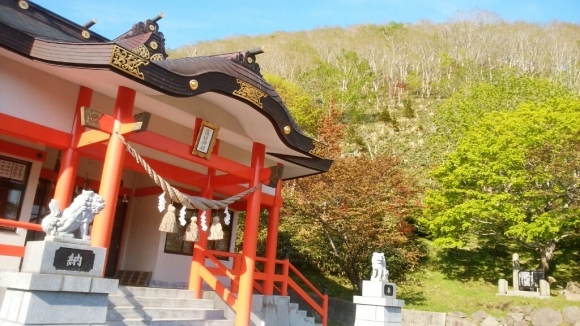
[0,56,78,133]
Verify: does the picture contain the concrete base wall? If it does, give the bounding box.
[402,309,446,326]
[0,289,108,324]
[250,295,316,326]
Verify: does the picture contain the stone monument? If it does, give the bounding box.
[0,191,119,325]
[353,252,405,326]
[496,252,550,299]
[512,253,520,292]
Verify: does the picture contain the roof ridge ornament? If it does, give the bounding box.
[115,13,168,60]
[81,19,96,39]
[226,47,265,77]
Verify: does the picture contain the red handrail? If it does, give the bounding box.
[0,218,43,258]
[288,263,324,298]
[0,221,328,326]
[284,259,328,326]
[0,218,43,231]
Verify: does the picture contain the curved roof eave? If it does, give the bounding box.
[0,0,333,175]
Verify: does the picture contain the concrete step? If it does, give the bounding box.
[289,303,299,310]
[108,296,214,309]
[106,318,233,326]
[116,286,195,299]
[106,307,225,321]
[290,309,317,326]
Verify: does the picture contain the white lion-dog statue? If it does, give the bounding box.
[41,190,106,240]
[370,252,389,281]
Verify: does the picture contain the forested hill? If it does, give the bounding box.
[170,15,580,296]
[170,15,580,172]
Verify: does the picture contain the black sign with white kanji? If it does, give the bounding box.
[53,247,95,272]
[384,284,394,296]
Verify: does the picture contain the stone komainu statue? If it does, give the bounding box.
[370,252,389,281]
[41,190,106,240]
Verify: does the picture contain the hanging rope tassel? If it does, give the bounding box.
[114,131,263,211]
[184,215,199,242]
[208,215,224,240]
[159,204,178,233]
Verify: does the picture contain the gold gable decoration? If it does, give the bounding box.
[110,45,149,80]
[233,79,267,109]
[80,107,103,129]
[131,45,150,59]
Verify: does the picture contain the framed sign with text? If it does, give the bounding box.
[192,120,220,159]
[0,155,31,231]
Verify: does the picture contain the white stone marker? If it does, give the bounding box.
[353,252,405,326]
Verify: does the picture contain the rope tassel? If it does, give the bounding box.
[184,215,199,242]
[159,204,178,233]
[208,215,224,240]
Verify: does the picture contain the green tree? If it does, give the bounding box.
[299,50,377,124]
[421,100,580,273]
[264,73,321,136]
[430,72,576,163]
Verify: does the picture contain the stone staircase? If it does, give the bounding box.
[106,286,320,326]
[106,286,233,326]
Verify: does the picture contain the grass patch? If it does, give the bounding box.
[315,239,580,317]
[398,270,574,317]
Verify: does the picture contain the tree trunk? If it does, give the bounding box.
[538,241,556,274]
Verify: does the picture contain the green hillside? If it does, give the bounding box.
[175,14,580,313]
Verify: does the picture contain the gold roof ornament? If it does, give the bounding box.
[233,79,267,109]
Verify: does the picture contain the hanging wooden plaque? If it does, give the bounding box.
[192,120,220,159]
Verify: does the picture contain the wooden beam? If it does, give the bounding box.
[76,107,151,148]
[0,113,71,149]
[79,144,208,188]
[79,139,278,206]
[128,131,257,180]
[0,139,47,162]
[134,186,202,198]
[75,129,110,148]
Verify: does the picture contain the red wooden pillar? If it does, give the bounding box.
[263,165,283,295]
[91,87,135,250]
[189,119,219,298]
[189,184,213,298]
[235,142,265,326]
[53,86,92,210]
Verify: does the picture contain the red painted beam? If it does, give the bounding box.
[79,144,208,189]
[40,168,55,180]
[0,244,25,257]
[0,113,71,149]
[75,110,146,148]
[128,131,274,181]
[0,140,47,162]
[80,142,277,207]
[134,186,202,198]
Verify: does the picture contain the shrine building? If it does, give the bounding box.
[0,1,332,325]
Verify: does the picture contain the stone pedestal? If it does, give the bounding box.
[497,279,508,294]
[539,279,550,296]
[353,280,404,326]
[0,238,118,325]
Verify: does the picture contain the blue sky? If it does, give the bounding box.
[34,0,580,49]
